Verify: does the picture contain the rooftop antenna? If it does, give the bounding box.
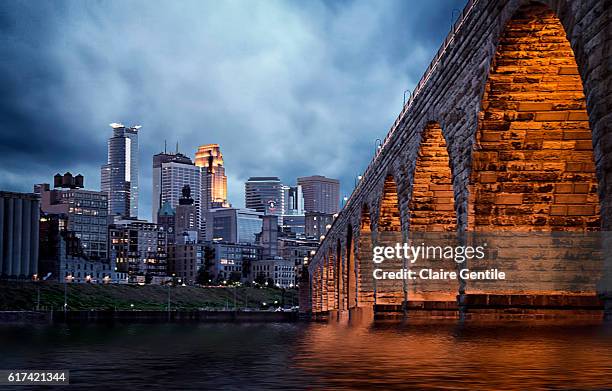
[176,141,179,154]
[164,140,167,154]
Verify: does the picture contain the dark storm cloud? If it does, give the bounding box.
[0,0,466,219]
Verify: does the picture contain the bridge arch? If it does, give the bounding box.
[409,121,457,231]
[376,174,404,304]
[469,1,600,231]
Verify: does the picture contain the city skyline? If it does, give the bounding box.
[0,0,466,219]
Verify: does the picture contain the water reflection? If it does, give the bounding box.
[0,320,610,390]
[296,320,612,390]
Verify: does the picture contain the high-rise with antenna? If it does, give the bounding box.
[152,148,201,225]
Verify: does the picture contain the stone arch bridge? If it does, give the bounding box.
[301,0,612,318]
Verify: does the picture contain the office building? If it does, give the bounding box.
[0,191,40,278]
[278,236,319,285]
[152,151,200,225]
[245,177,283,216]
[39,213,125,283]
[175,185,198,237]
[251,258,295,288]
[260,215,278,259]
[157,201,176,245]
[109,218,167,282]
[36,174,108,260]
[206,208,262,244]
[281,215,306,236]
[206,241,260,283]
[305,211,335,239]
[167,241,204,285]
[282,185,303,215]
[298,175,340,214]
[101,123,140,219]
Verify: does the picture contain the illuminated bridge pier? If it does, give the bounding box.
[300,0,612,320]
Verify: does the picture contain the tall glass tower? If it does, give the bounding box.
[101,123,140,219]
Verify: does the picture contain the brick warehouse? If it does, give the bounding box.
[301,0,612,319]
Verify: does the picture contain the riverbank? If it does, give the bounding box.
[0,281,298,311]
[0,309,299,324]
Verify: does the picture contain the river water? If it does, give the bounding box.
[0,320,611,390]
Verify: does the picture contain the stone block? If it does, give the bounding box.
[554,194,588,204]
[535,111,569,121]
[495,194,524,204]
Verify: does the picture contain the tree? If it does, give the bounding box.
[254,273,267,285]
[196,266,212,285]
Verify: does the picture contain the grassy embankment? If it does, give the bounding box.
[0,281,298,311]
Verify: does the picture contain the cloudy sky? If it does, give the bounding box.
[1,0,465,219]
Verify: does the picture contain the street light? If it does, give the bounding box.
[354,175,363,187]
[374,139,382,155]
[64,274,74,312]
[403,89,411,106]
[33,274,40,311]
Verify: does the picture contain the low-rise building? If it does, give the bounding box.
[39,213,125,283]
[207,241,261,283]
[109,218,167,283]
[251,257,295,288]
[305,211,335,240]
[167,238,204,285]
[36,173,108,260]
[278,236,319,285]
[206,207,262,244]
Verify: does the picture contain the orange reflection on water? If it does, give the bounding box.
[293,319,612,390]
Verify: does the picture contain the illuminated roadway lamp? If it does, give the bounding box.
[354,175,363,187]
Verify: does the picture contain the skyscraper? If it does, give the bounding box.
[101,123,140,219]
[152,151,201,225]
[195,144,228,237]
[195,144,228,210]
[297,175,340,214]
[245,177,283,216]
